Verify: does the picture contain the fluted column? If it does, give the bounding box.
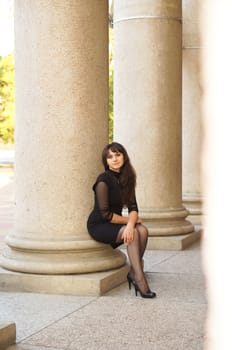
[182,0,202,225]
[1,0,126,275]
[114,0,194,246]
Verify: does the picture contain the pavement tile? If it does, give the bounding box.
[147,243,204,275]
[107,271,206,304]
[0,292,96,342]
[17,297,206,350]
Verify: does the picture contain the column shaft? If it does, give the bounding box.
[114,0,194,238]
[182,0,202,225]
[1,0,126,274]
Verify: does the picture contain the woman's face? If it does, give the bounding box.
[106,149,124,172]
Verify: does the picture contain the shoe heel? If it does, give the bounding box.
[134,285,138,296]
[127,276,131,290]
[127,273,134,290]
[133,281,156,299]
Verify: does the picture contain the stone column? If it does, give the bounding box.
[114,0,196,249]
[182,0,202,225]
[0,0,126,288]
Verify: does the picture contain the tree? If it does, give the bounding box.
[0,53,15,144]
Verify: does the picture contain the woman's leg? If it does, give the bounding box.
[127,224,148,278]
[136,223,148,260]
[116,224,148,275]
[115,224,148,258]
[116,226,150,293]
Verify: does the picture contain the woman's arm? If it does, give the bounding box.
[95,181,129,223]
[119,194,141,244]
[121,210,138,244]
[110,213,128,224]
[111,210,141,244]
[110,210,141,225]
[95,180,140,234]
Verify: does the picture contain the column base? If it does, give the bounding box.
[140,207,194,236]
[0,264,129,296]
[147,229,202,250]
[0,321,16,350]
[1,233,127,274]
[183,194,203,225]
[186,214,203,226]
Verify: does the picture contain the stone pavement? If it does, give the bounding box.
[0,168,207,350]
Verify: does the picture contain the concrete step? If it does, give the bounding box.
[0,322,16,350]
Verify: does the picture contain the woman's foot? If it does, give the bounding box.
[134,274,156,298]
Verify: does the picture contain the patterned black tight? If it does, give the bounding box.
[116,224,150,293]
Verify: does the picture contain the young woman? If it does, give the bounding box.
[87,142,156,298]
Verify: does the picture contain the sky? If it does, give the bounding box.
[0,0,14,56]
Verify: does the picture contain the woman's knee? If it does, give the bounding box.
[132,227,140,240]
[136,224,148,238]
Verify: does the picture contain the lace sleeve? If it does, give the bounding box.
[128,193,139,213]
[95,181,113,222]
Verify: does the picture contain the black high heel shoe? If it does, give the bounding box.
[134,281,156,299]
[127,272,135,290]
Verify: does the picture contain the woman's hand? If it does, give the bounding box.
[136,216,142,224]
[121,222,134,245]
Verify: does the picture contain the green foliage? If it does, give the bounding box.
[0,53,15,144]
[109,27,114,143]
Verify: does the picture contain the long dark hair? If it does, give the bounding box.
[102,142,136,205]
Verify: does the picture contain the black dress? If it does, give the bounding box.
[87,169,138,248]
